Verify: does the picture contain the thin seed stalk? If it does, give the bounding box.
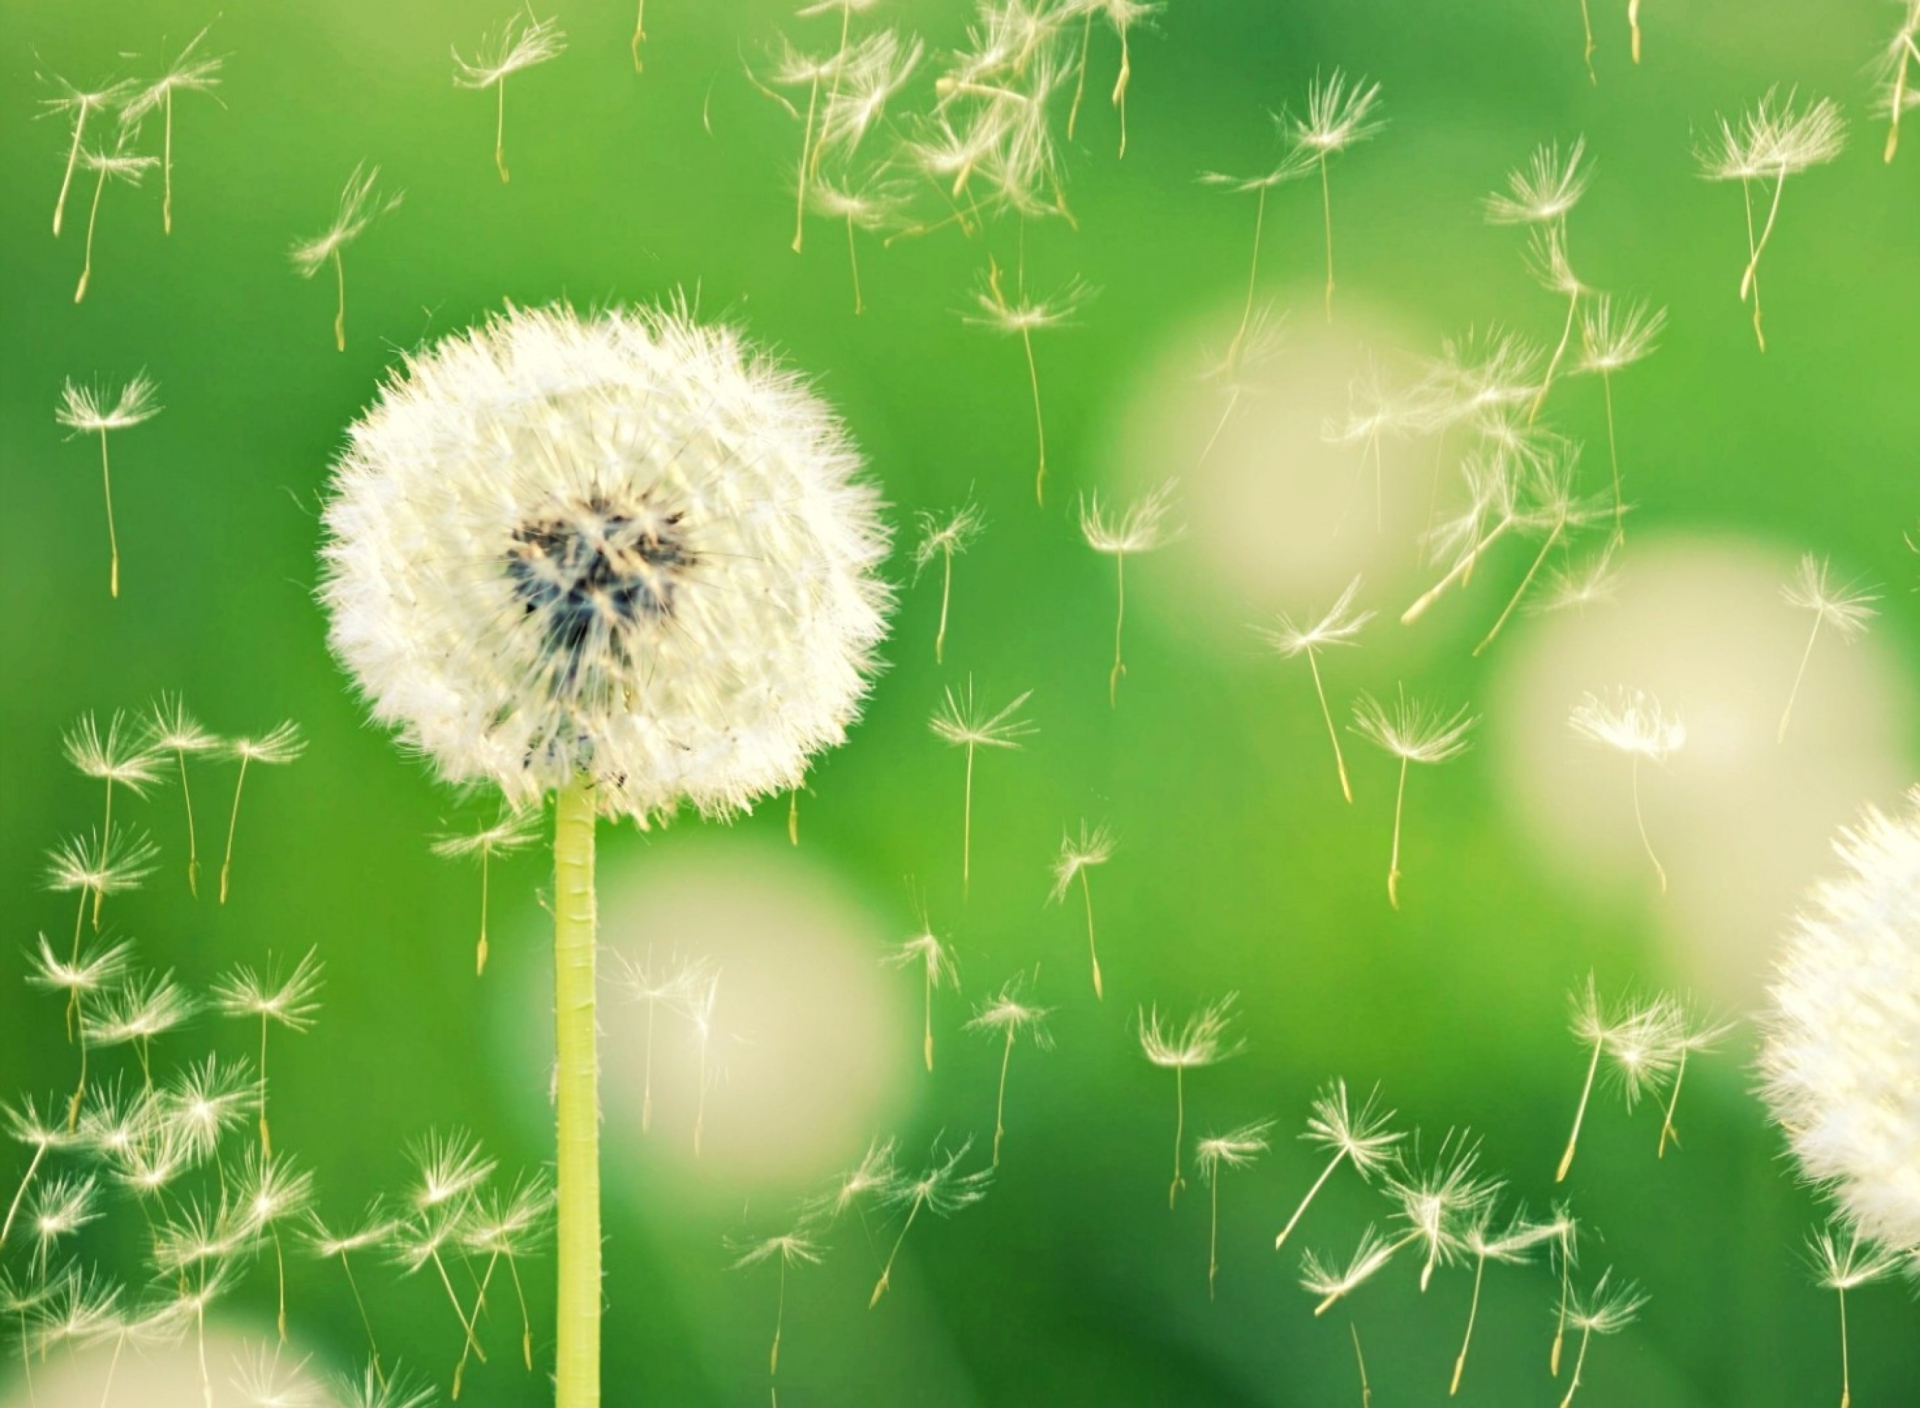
[1628,0,1644,62]
[175,749,201,896]
[1168,1066,1185,1209]
[1318,151,1335,322]
[1838,1285,1852,1408]
[332,247,348,353]
[1741,166,1788,303]
[961,741,976,898]
[845,214,864,315]
[1557,1038,1604,1182]
[495,81,511,183]
[338,1252,386,1386]
[75,164,107,303]
[1065,11,1094,139]
[991,1027,1014,1165]
[0,1145,48,1249]
[1657,1046,1688,1157]
[1552,1244,1571,1374]
[1206,1174,1220,1300]
[1558,1324,1592,1408]
[554,776,602,1407]
[259,1019,272,1156]
[1531,285,1581,423]
[162,90,175,234]
[1306,649,1353,803]
[1401,518,1517,624]
[1602,371,1625,541]
[1579,0,1597,83]
[922,966,935,1072]
[1386,758,1408,909]
[631,0,646,72]
[1474,520,1563,656]
[1078,868,1103,999]
[219,752,252,905]
[1021,323,1046,505]
[54,109,88,236]
[1631,756,1668,893]
[869,1197,923,1307]
[935,548,954,664]
[770,1256,787,1374]
[1352,1321,1372,1406]
[1779,616,1823,743]
[1109,554,1128,706]
[477,848,493,976]
[99,428,120,599]
[1110,22,1131,157]
[1275,1150,1346,1249]
[1450,1253,1487,1394]
[792,78,821,253]
[1738,177,1769,353]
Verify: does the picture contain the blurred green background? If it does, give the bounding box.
[4,0,1918,1403]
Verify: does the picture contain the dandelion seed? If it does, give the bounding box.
[922,1,1074,222]
[1878,3,1920,161]
[1517,223,1592,422]
[1557,1269,1645,1408]
[70,132,155,303]
[1200,149,1313,400]
[816,28,923,161]
[1401,448,1536,624]
[141,694,223,896]
[1079,480,1177,704]
[1350,1321,1372,1406]
[809,172,912,315]
[1139,995,1244,1209]
[453,10,567,183]
[1654,1000,1732,1158]
[431,808,541,975]
[965,259,1095,505]
[1545,1202,1581,1375]
[1486,138,1592,228]
[1385,1130,1503,1293]
[1778,555,1880,744]
[1281,70,1385,321]
[730,1220,825,1381]
[45,827,157,976]
[457,1174,555,1382]
[88,970,199,1088]
[291,164,403,353]
[64,708,165,852]
[868,1139,992,1308]
[119,28,224,235]
[1450,1205,1558,1394]
[1,1094,73,1253]
[305,1203,402,1381]
[230,1341,325,1408]
[28,933,134,1125]
[57,377,163,599]
[887,924,957,1074]
[1258,577,1373,803]
[1697,90,1846,352]
[1195,1120,1271,1300]
[1049,822,1115,997]
[1808,1223,1900,1408]
[163,1052,260,1166]
[1350,690,1476,909]
[1195,303,1288,468]
[38,72,134,237]
[1576,296,1665,541]
[1060,0,1157,156]
[1537,546,1622,616]
[331,1361,438,1408]
[235,1148,319,1343]
[1473,458,1610,656]
[931,682,1035,896]
[215,723,306,905]
[1274,1080,1402,1251]
[766,40,841,255]
[683,965,724,1158]
[819,1136,901,1222]
[210,949,324,1156]
[612,949,712,1134]
[1569,688,1684,893]
[1324,360,1418,532]
[33,1265,125,1364]
[393,1203,491,1387]
[1300,1223,1412,1316]
[913,499,986,664]
[1553,975,1680,1181]
[966,974,1053,1166]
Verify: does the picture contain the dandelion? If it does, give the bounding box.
[1350,690,1477,909]
[163,1053,259,1166]
[28,933,134,1121]
[218,722,306,904]
[1557,1270,1646,1408]
[291,164,403,353]
[1300,1223,1409,1316]
[868,1139,992,1307]
[142,694,223,895]
[64,708,165,879]
[1200,149,1314,396]
[913,499,986,664]
[431,808,542,975]
[1697,91,1846,352]
[44,827,158,981]
[235,1148,319,1341]
[1451,1206,1558,1394]
[1809,1223,1900,1408]
[210,949,323,1156]
[1080,480,1178,704]
[966,260,1094,505]
[819,1136,901,1222]
[809,173,912,315]
[1485,138,1592,228]
[1473,460,1610,656]
[966,974,1054,1166]
[1258,577,1373,803]
[1139,995,1244,1208]
[1778,554,1880,744]
[1,1095,72,1251]
[1195,1120,1271,1299]
[1654,1000,1732,1158]
[87,970,199,1086]
[70,133,155,303]
[331,1362,438,1408]
[1569,688,1685,892]
[931,682,1036,896]
[1546,1203,1582,1375]
[453,10,567,182]
[1553,976,1682,1181]
[611,949,712,1133]
[1879,3,1920,161]
[38,72,134,236]
[1281,70,1385,321]
[1274,1080,1403,1251]
[1049,822,1115,997]
[57,376,163,598]
[119,28,224,235]
[1386,1130,1504,1293]
[457,1174,555,1383]
[305,1203,402,1380]
[730,1222,825,1382]
[1576,296,1665,541]
[887,923,958,1073]
[683,965,723,1158]
[230,1342,325,1408]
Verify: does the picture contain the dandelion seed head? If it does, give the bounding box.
[1138,994,1244,1070]
[966,270,1097,334]
[912,500,986,578]
[1049,821,1115,901]
[453,11,568,88]
[1286,69,1385,155]
[227,721,307,766]
[1783,554,1879,641]
[80,133,158,183]
[1578,296,1666,375]
[1536,548,1622,615]
[1698,89,1847,181]
[1303,1079,1403,1175]
[1384,1130,1502,1271]
[886,929,958,988]
[1351,689,1477,765]
[330,1363,438,1408]
[820,1136,901,1218]
[410,1128,496,1212]
[728,1224,826,1271]
[965,974,1054,1045]
[430,806,543,861]
[57,375,163,435]
[1259,575,1373,658]
[1079,479,1179,556]
[1485,137,1592,225]
[1566,1268,1647,1334]
[1196,1119,1273,1183]
[120,28,225,124]
[1807,1222,1903,1290]
[1524,223,1586,297]
[44,825,159,899]
[888,1138,992,1216]
[1569,688,1686,761]
[930,681,1035,749]
[290,164,403,276]
[210,949,325,1031]
[817,30,924,153]
[86,970,199,1048]
[1300,1223,1399,1301]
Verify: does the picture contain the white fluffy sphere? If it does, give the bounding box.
[1760,789,1920,1250]
[321,303,893,821]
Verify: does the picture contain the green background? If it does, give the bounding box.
[2,0,1916,1403]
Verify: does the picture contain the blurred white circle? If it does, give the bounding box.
[1,1324,326,1408]
[1488,533,1916,1005]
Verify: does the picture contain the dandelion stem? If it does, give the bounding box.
[961,740,976,899]
[553,776,601,1408]
[1657,1046,1688,1157]
[1450,1252,1487,1394]
[1169,1065,1186,1209]
[1306,649,1353,803]
[1474,521,1562,657]
[631,0,646,72]
[338,1252,386,1387]
[1838,1284,1852,1408]
[1558,1323,1592,1408]
[54,107,89,236]
[75,162,107,303]
[992,1027,1014,1166]
[0,1144,47,1250]
[935,548,954,664]
[1738,177,1768,353]
[869,1197,923,1307]
[494,81,511,183]
[1741,168,1788,304]
[1275,1150,1345,1250]
[771,1254,787,1374]
[332,247,348,353]
[1557,1036,1604,1182]
[1601,371,1625,542]
[98,427,120,600]
[845,214,864,316]
[1387,757,1408,910]
[1109,554,1127,707]
[1779,616,1823,744]
[162,89,175,235]
[1628,0,1644,61]
[923,965,935,1073]
[1630,755,1667,893]
[219,751,252,905]
[1078,867,1103,999]
[1318,151,1335,322]
[1066,11,1094,140]
[174,749,202,896]
[1020,322,1047,506]
[1206,1173,1220,1300]
[1531,284,1581,423]
[1351,1321,1372,1406]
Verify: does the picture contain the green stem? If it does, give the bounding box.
[555,777,601,1407]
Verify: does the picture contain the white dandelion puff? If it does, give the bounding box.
[453,10,567,183]
[610,949,714,1134]
[1778,554,1879,744]
[57,376,162,598]
[965,973,1054,1166]
[1569,688,1684,892]
[931,682,1036,896]
[1199,150,1311,421]
[1300,1223,1408,1316]
[1257,576,1374,803]
[1079,480,1178,705]
[912,498,986,664]
[1350,690,1477,909]
[290,164,403,353]
[1049,821,1115,998]
[1139,995,1244,1208]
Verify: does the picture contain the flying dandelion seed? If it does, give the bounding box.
[217,722,306,905]
[1450,1206,1558,1394]
[1777,554,1879,744]
[1079,479,1177,705]
[611,949,712,1134]
[1060,0,1156,156]
[765,38,840,255]
[1879,4,1920,161]
[1546,1203,1582,1375]
[210,948,324,1157]
[453,11,567,183]
[1627,0,1648,61]
[458,1173,555,1382]
[730,1220,825,1386]
[290,164,403,353]
[1259,577,1374,803]
[1139,995,1243,1209]
[1576,0,1598,82]
[235,1148,319,1343]
[1473,459,1610,657]
[1049,822,1115,998]
[1281,69,1384,322]
[930,681,1036,897]
[1195,302,1288,469]
[230,1342,325,1408]
[1574,296,1664,542]
[431,807,543,975]
[1568,688,1684,892]
[913,498,986,665]
[817,1136,901,1224]
[1199,147,1312,405]
[1402,445,1540,625]
[683,965,724,1158]
[332,1361,439,1408]
[1557,1269,1645,1408]
[1323,358,1419,532]
[1519,225,1590,423]
[1350,690,1476,909]
[1808,1223,1900,1408]
[1654,1000,1731,1158]
[28,934,133,1124]
[87,968,200,1087]
[44,829,157,1011]
[1553,976,1681,1181]
[887,922,957,1074]
[1195,1120,1270,1300]
[1385,1129,1503,1294]
[1300,1223,1411,1316]
[38,72,134,237]
[1273,1080,1402,1251]
[1,1094,75,1250]
[1536,545,1621,616]
[119,27,224,235]
[63,708,164,866]
[868,1139,992,1308]
[1697,90,1846,352]
[57,374,163,598]
[1486,138,1593,229]
[965,258,1094,506]
[809,173,912,315]
[966,973,1053,1166]
[143,694,223,896]
[70,132,154,303]
[631,0,649,72]
[305,1203,403,1378]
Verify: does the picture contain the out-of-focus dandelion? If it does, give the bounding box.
[1324,359,1418,531]
[38,72,134,237]
[868,1139,991,1307]
[1259,576,1373,802]
[1520,225,1590,421]
[1139,995,1244,1208]
[290,164,403,353]
[1079,480,1178,704]
[1474,462,1609,656]
[453,11,567,183]
[87,969,199,1086]
[611,949,711,1134]
[234,1147,319,1342]
[1576,296,1665,541]
[931,682,1036,896]
[730,1221,825,1385]
[1538,548,1621,616]
[966,259,1094,505]
[1808,1223,1900,1408]
[887,923,957,1074]
[1655,1000,1731,1158]
[1049,822,1115,998]
[230,1342,325,1408]
[305,1203,401,1379]
[1778,555,1879,744]
[683,965,723,1158]
[144,694,223,896]
[57,375,162,598]
[1199,151,1311,405]
[966,974,1053,1166]
[1350,691,1476,909]
[1697,91,1846,351]
[218,723,306,904]
[1450,1207,1558,1394]
[1554,977,1681,1181]
[1274,1081,1402,1251]
[1486,138,1592,229]
[1557,1270,1646,1408]
[431,808,542,975]
[1548,1202,1582,1375]
[1385,1129,1503,1293]
[1195,1120,1271,1299]
[1281,70,1385,321]
[1063,0,1155,156]
[1879,4,1920,161]
[119,28,224,235]
[331,1362,438,1408]
[210,948,324,1156]
[71,133,154,303]
[1569,688,1684,892]
[913,499,986,665]
[818,1136,900,1223]
[1196,304,1287,469]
